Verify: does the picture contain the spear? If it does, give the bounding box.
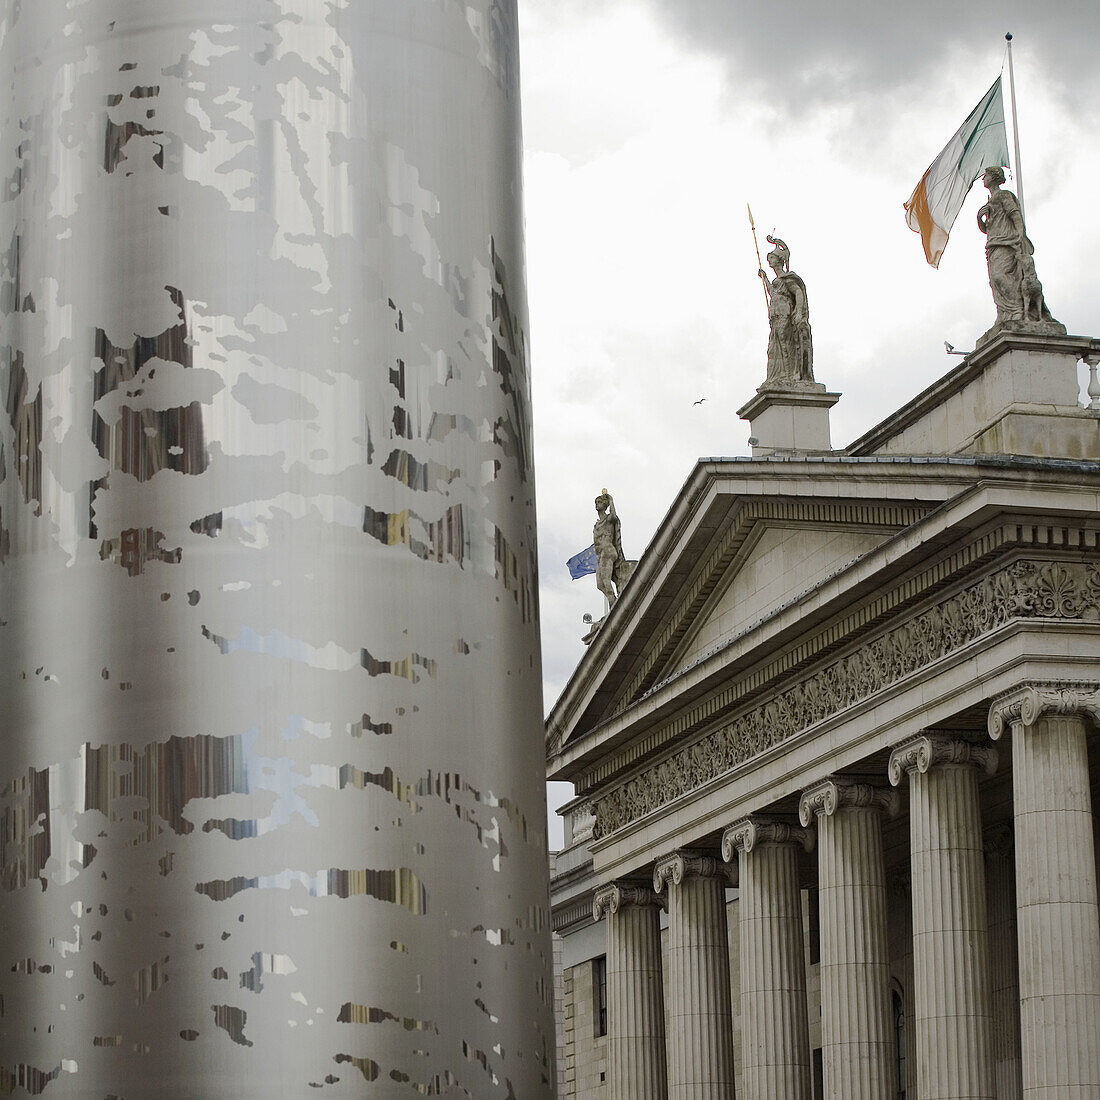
[747,203,770,313]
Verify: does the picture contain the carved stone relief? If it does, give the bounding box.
[590,558,1100,840]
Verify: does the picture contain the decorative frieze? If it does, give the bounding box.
[591,556,1087,839]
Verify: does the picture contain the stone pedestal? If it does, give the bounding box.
[737,383,840,456]
[653,851,735,1100]
[723,819,813,1100]
[990,686,1100,1098]
[984,826,1022,1100]
[593,882,669,1100]
[848,331,1100,459]
[800,780,899,1099]
[889,735,997,1100]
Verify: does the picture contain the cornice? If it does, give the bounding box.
[721,817,814,860]
[887,735,998,786]
[988,680,1100,740]
[798,778,900,826]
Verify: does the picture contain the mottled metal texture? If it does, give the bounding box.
[0,1,553,1096]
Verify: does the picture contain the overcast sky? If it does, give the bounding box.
[517,0,1100,845]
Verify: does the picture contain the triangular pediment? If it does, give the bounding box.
[655,519,897,685]
[545,461,975,762]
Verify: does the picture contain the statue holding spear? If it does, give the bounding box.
[748,206,815,386]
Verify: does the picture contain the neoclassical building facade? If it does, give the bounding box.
[548,330,1100,1098]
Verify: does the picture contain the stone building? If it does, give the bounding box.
[547,328,1100,1098]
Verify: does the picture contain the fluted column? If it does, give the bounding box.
[888,734,997,1100]
[990,683,1100,1098]
[723,818,813,1100]
[888,873,917,1100]
[593,882,669,1100]
[652,850,736,1100]
[984,825,1022,1100]
[799,779,899,1100]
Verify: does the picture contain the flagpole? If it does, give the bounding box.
[1005,31,1025,220]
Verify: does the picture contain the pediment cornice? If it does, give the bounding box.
[547,461,1100,776]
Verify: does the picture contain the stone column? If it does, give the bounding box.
[984,825,1022,1100]
[592,882,669,1100]
[888,734,997,1100]
[990,683,1100,1098]
[652,850,736,1100]
[722,818,813,1100]
[888,872,917,1100]
[799,779,899,1100]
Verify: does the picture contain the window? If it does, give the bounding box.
[593,955,607,1037]
[893,988,907,1098]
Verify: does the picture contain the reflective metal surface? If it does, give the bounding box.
[0,2,552,1095]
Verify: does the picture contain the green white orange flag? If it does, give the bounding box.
[904,77,1010,267]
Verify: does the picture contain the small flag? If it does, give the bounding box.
[566,545,597,579]
[904,77,1010,268]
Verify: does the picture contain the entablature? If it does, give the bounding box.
[547,460,1100,773]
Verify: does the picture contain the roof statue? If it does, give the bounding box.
[593,489,636,609]
[977,166,1066,343]
[580,490,638,645]
[759,235,814,387]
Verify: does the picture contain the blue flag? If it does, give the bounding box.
[566,544,597,579]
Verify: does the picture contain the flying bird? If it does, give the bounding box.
[693,397,706,405]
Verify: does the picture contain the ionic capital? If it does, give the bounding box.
[888,734,998,787]
[721,816,814,862]
[988,680,1100,741]
[652,849,731,894]
[592,880,666,921]
[798,777,900,826]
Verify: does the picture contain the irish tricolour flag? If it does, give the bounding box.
[904,78,1011,267]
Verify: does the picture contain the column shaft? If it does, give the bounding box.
[909,762,994,1099]
[606,901,668,1100]
[817,806,893,1098]
[665,875,735,1100]
[985,832,1022,1100]
[1012,714,1100,1098]
[739,842,811,1099]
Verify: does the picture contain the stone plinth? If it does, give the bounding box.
[737,383,840,456]
[848,331,1100,459]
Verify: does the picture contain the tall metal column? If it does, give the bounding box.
[0,3,553,1096]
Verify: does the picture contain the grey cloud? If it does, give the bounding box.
[639,0,1100,117]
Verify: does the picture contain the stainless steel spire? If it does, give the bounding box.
[0,2,553,1095]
